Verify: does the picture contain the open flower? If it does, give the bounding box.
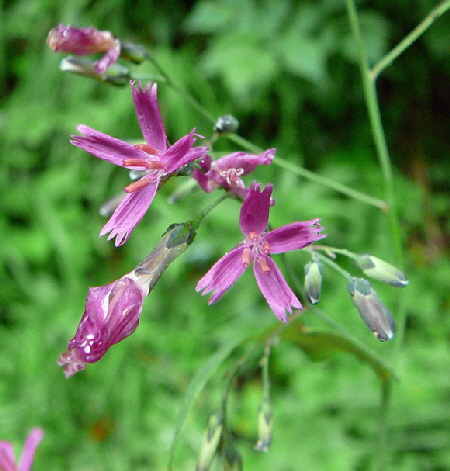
[192,149,275,198]
[71,82,208,245]
[46,24,121,74]
[0,428,44,471]
[58,273,149,378]
[197,182,325,321]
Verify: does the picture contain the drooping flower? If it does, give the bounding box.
[0,428,44,471]
[46,24,121,75]
[58,222,196,378]
[196,182,325,321]
[71,81,208,245]
[58,273,148,378]
[192,149,275,199]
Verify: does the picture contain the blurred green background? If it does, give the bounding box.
[1,0,449,470]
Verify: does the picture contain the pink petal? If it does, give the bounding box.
[239,182,272,236]
[131,82,167,152]
[100,181,158,246]
[216,148,275,175]
[163,130,207,173]
[18,428,44,471]
[253,256,301,322]
[265,219,325,254]
[0,441,15,471]
[94,39,121,74]
[196,246,246,304]
[192,169,215,193]
[71,125,145,166]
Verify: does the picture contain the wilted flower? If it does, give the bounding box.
[192,149,275,199]
[347,277,395,341]
[197,182,325,321]
[47,24,121,74]
[356,254,409,288]
[58,273,149,378]
[58,223,195,378]
[0,428,44,471]
[71,82,208,245]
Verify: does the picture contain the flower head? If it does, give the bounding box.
[46,24,121,74]
[196,182,325,321]
[58,273,149,378]
[71,82,208,245]
[192,149,275,198]
[0,428,44,471]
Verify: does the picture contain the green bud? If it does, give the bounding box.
[119,40,147,64]
[196,410,223,471]
[304,258,323,304]
[223,448,243,471]
[135,223,196,293]
[347,277,395,342]
[213,115,239,134]
[356,254,408,288]
[254,397,273,452]
[59,56,131,86]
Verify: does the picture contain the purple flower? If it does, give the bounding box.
[46,24,121,74]
[58,273,150,378]
[192,149,275,198]
[71,82,208,245]
[196,182,325,321]
[0,428,44,471]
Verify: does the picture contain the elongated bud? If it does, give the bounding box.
[356,254,408,288]
[304,257,323,304]
[135,223,196,291]
[59,56,131,86]
[119,40,147,64]
[254,397,273,452]
[347,277,395,342]
[223,448,243,471]
[213,115,239,134]
[196,410,223,471]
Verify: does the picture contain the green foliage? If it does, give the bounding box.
[1,0,450,470]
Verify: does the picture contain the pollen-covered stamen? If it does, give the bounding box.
[257,256,271,275]
[134,143,159,155]
[124,177,153,193]
[262,240,270,254]
[123,158,165,171]
[248,231,259,243]
[221,168,244,186]
[242,247,251,268]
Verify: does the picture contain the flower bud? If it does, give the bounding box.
[356,254,408,288]
[347,277,395,342]
[213,115,239,134]
[59,56,131,86]
[254,397,273,452]
[196,410,223,471]
[223,448,243,471]
[119,40,147,64]
[304,257,323,304]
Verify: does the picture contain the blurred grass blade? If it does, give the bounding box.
[168,338,242,470]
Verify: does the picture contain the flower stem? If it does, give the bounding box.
[371,0,450,80]
[226,134,387,210]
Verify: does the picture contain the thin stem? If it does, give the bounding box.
[371,0,450,80]
[191,192,231,230]
[227,134,388,210]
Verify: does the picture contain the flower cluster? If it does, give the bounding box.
[52,26,328,376]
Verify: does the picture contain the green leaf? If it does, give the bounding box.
[280,323,394,383]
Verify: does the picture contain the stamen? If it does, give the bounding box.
[257,256,271,275]
[124,178,150,193]
[123,158,165,170]
[242,247,251,268]
[248,232,258,242]
[262,240,270,254]
[135,143,159,155]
